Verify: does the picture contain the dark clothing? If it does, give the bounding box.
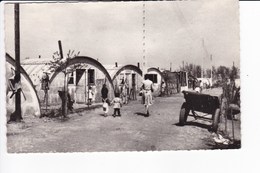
[114,108,121,116]
[114,85,120,97]
[101,86,108,99]
[58,91,74,111]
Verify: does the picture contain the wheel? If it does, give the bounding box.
[212,108,220,132]
[179,102,190,126]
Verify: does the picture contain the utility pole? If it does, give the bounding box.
[14,3,22,121]
[210,54,213,87]
[201,39,204,78]
[58,40,68,117]
[87,70,90,108]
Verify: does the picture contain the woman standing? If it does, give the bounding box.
[101,84,109,117]
[141,76,154,117]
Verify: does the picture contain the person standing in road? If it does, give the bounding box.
[195,80,202,93]
[87,86,93,105]
[101,84,109,117]
[111,92,123,117]
[161,81,166,96]
[101,84,108,101]
[140,75,154,117]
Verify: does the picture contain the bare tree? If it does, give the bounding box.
[179,62,202,78]
[49,49,81,118]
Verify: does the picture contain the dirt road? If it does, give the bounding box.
[7,91,241,153]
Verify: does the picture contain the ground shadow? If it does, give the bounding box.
[204,138,241,150]
[134,112,148,117]
[99,113,107,117]
[174,121,211,131]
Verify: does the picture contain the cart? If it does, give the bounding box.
[179,91,221,132]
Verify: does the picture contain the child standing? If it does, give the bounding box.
[111,93,123,117]
[87,86,93,105]
[102,98,109,117]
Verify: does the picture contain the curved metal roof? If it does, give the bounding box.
[49,56,114,91]
[112,64,143,81]
[147,67,165,81]
[6,53,42,115]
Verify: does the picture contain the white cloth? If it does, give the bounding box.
[142,79,153,90]
[112,97,122,109]
[103,102,109,113]
[141,79,153,106]
[88,89,93,99]
[195,87,201,93]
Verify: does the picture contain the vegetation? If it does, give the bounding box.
[48,49,81,118]
[179,62,240,87]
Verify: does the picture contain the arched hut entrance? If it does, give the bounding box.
[49,56,114,104]
[6,53,41,118]
[111,64,143,101]
[146,67,165,96]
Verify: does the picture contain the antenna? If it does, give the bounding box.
[142,1,147,77]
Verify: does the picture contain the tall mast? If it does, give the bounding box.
[142,1,147,77]
[201,39,204,78]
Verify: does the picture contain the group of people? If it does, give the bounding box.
[101,75,154,118]
[101,83,123,117]
[195,80,203,93]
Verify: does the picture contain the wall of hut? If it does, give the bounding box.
[146,70,163,96]
[113,69,143,100]
[39,64,114,105]
[6,62,41,119]
[161,71,182,95]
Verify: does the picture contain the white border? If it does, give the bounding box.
[1,1,260,173]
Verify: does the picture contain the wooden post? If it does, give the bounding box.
[45,90,48,112]
[87,70,90,108]
[58,40,64,60]
[231,108,235,141]
[201,39,204,78]
[14,3,22,121]
[58,40,67,117]
[210,54,213,88]
[85,70,87,104]
[64,73,68,117]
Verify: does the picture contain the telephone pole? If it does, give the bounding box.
[201,39,204,78]
[14,3,22,121]
[58,40,68,117]
[210,54,213,87]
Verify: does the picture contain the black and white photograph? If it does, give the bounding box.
[3,0,241,154]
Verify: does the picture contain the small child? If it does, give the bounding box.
[88,86,93,105]
[195,80,202,93]
[102,98,109,117]
[111,93,123,117]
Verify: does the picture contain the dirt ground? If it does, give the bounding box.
[6,88,241,153]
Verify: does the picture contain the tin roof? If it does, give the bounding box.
[103,64,123,79]
[21,58,53,85]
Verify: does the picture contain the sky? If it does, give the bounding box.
[4,0,240,71]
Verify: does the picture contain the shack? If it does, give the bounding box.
[21,56,114,105]
[6,53,41,118]
[105,63,143,100]
[161,70,188,95]
[146,67,165,96]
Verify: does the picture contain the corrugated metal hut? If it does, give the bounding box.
[21,56,114,105]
